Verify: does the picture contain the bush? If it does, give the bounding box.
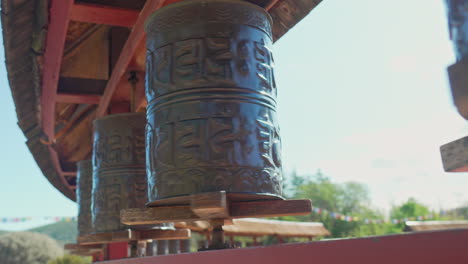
[0,232,63,264]
[48,254,91,264]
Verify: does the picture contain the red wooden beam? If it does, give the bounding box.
[101,230,468,264]
[41,0,74,188]
[95,0,167,118]
[266,0,280,11]
[41,0,73,140]
[56,93,102,104]
[70,3,139,28]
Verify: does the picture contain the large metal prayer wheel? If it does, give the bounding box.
[91,113,147,233]
[77,160,93,236]
[145,0,283,204]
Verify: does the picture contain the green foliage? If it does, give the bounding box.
[29,220,77,245]
[282,171,443,239]
[48,254,91,264]
[0,232,63,264]
[390,198,430,219]
[284,171,387,238]
[390,198,431,230]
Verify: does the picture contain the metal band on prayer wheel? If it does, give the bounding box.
[145,0,283,204]
[77,160,93,236]
[92,113,147,233]
[446,0,468,60]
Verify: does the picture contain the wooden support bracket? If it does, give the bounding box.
[77,229,190,245]
[191,192,229,219]
[440,136,468,172]
[121,191,311,226]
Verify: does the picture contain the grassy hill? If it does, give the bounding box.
[28,220,77,245]
[0,230,8,236]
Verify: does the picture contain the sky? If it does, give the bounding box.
[1,0,468,231]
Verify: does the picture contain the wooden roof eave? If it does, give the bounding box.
[1,0,76,200]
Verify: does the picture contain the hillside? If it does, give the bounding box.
[28,220,77,245]
[0,230,8,235]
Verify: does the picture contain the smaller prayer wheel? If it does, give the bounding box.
[157,240,169,255]
[91,113,147,233]
[168,240,180,254]
[180,239,190,253]
[446,0,468,60]
[77,160,93,236]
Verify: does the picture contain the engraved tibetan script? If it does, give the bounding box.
[152,117,244,170]
[150,38,233,91]
[94,130,145,167]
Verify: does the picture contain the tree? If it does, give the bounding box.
[48,254,91,264]
[0,232,63,264]
[283,171,388,238]
[390,198,431,231]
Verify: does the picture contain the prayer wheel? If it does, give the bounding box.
[91,113,147,233]
[77,160,93,236]
[145,0,283,204]
[446,0,468,60]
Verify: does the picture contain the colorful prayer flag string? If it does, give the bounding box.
[310,206,440,225]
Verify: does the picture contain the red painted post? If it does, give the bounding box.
[92,253,101,262]
[106,242,128,260]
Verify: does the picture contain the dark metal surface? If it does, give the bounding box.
[180,239,191,253]
[157,240,169,255]
[168,239,180,254]
[92,113,147,233]
[145,0,283,203]
[446,0,468,60]
[77,159,93,236]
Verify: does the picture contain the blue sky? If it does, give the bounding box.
[1,0,468,230]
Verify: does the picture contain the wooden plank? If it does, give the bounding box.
[138,229,191,240]
[122,205,200,225]
[95,0,167,117]
[94,230,468,264]
[191,191,229,219]
[77,229,190,245]
[78,230,135,245]
[440,136,468,172]
[121,199,311,226]
[230,199,311,218]
[58,77,107,94]
[61,25,110,80]
[64,244,103,250]
[71,3,139,27]
[56,93,101,104]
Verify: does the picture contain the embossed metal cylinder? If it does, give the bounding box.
[91,113,147,233]
[77,160,93,237]
[446,0,468,60]
[145,0,283,204]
